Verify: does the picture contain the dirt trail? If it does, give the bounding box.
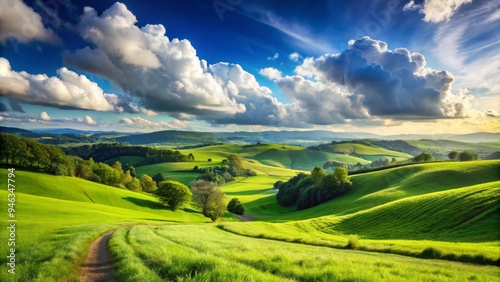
[233,213,254,221]
[80,232,115,282]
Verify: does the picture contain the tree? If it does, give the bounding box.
[227,198,245,215]
[310,166,325,183]
[413,152,434,162]
[191,180,226,221]
[126,178,142,192]
[188,153,195,161]
[227,154,243,170]
[140,174,157,192]
[448,151,458,160]
[129,165,137,178]
[458,151,478,161]
[154,181,192,211]
[152,173,164,184]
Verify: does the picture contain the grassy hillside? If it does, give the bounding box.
[217,160,499,265]
[109,224,499,281]
[0,169,209,281]
[250,160,499,221]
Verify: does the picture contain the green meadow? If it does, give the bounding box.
[0,144,498,281]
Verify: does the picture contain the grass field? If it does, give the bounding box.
[0,169,207,282]
[109,224,500,281]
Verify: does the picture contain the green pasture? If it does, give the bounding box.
[109,224,500,281]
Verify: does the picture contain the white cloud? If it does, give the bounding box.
[267,53,279,60]
[0,111,98,125]
[404,0,474,23]
[39,111,51,120]
[83,115,97,125]
[0,0,60,43]
[65,3,245,119]
[277,37,472,123]
[119,116,186,130]
[259,67,282,80]
[289,52,301,62]
[0,57,135,112]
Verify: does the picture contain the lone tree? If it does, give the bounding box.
[154,181,192,211]
[227,154,243,170]
[458,151,478,161]
[227,198,245,215]
[448,151,458,160]
[191,180,226,221]
[413,152,434,162]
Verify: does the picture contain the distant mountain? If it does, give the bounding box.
[30,128,128,135]
[0,126,33,134]
[215,130,381,144]
[115,130,225,145]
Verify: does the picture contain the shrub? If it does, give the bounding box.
[421,247,443,259]
[227,198,245,215]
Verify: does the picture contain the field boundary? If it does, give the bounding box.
[216,224,500,266]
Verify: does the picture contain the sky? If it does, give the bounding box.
[0,0,498,135]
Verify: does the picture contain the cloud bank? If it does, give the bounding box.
[273,37,472,123]
[0,57,134,112]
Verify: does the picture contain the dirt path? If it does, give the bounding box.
[80,232,115,282]
[233,213,254,221]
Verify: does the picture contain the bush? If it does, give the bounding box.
[227,198,245,215]
[421,247,442,259]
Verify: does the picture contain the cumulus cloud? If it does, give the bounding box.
[39,111,51,120]
[289,52,301,62]
[0,0,60,43]
[276,75,366,125]
[278,37,472,122]
[119,116,186,130]
[404,0,474,23]
[260,67,282,80]
[65,3,246,119]
[210,63,292,126]
[82,115,97,125]
[0,57,135,112]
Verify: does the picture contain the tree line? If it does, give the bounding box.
[276,166,352,210]
[0,133,157,192]
[64,143,191,165]
[193,154,256,186]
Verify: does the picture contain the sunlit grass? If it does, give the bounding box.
[111,224,500,281]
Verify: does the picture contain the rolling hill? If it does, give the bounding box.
[115,130,224,145]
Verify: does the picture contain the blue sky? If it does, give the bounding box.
[0,0,498,134]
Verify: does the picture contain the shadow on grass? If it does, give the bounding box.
[122,197,164,210]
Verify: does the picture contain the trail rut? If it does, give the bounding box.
[80,232,115,282]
